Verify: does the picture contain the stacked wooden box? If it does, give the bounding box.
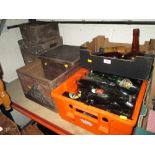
[18,21,62,64]
[17,22,80,111]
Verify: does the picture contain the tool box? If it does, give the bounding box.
[40,45,80,80]
[51,68,148,134]
[80,36,154,80]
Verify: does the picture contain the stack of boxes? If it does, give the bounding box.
[18,21,62,64]
[17,22,80,111]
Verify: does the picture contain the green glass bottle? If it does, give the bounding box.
[87,70,140,93]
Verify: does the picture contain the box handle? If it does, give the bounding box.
[73,104,98,116]
[68,103,110,133]
[73,106,98,124]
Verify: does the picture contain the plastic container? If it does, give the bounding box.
[80,36,153,80]
[51,68,148,134]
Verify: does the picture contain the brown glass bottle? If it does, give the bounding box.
[132,29,140,52]
[92,49,124,58]
[103,52,123,58]
[124,29,144,59]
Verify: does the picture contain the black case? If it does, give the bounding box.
[80,47,154,80]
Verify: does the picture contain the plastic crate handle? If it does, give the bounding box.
[73,104,110,134]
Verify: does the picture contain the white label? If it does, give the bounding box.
[91,88,96,93]
[103,59,111,64]
[80,118,93,127]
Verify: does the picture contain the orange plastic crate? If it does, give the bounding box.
[51,68,148,135]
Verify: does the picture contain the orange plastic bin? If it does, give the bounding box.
[51,68,148,135]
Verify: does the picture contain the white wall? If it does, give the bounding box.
[0,19,28,82]
[6,19,28,26]
[1,20,155,83]
[59,24,155,45]
[0,28,24,82]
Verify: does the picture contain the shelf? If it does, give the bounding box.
[7,79,92,135]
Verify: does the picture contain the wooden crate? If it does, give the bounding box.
[19,21,60,43]
[40,45,80,80]
[17,59,80,111]
[18,37,63,65]
[82,35,151,52]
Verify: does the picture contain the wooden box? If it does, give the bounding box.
[19,21,59,43]
[17,59,80,111]
[18,36,63,65]
[40,45,80,80]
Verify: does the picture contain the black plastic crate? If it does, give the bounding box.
[80,36,154,80]
[80,49,153,80]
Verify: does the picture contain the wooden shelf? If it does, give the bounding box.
[7,79,92,135]
[12,102,72,135]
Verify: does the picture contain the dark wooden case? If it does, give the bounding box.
[19,21,59,43]
[18,36,63,65]
[17,59,80,111]
[40,45,80,80]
